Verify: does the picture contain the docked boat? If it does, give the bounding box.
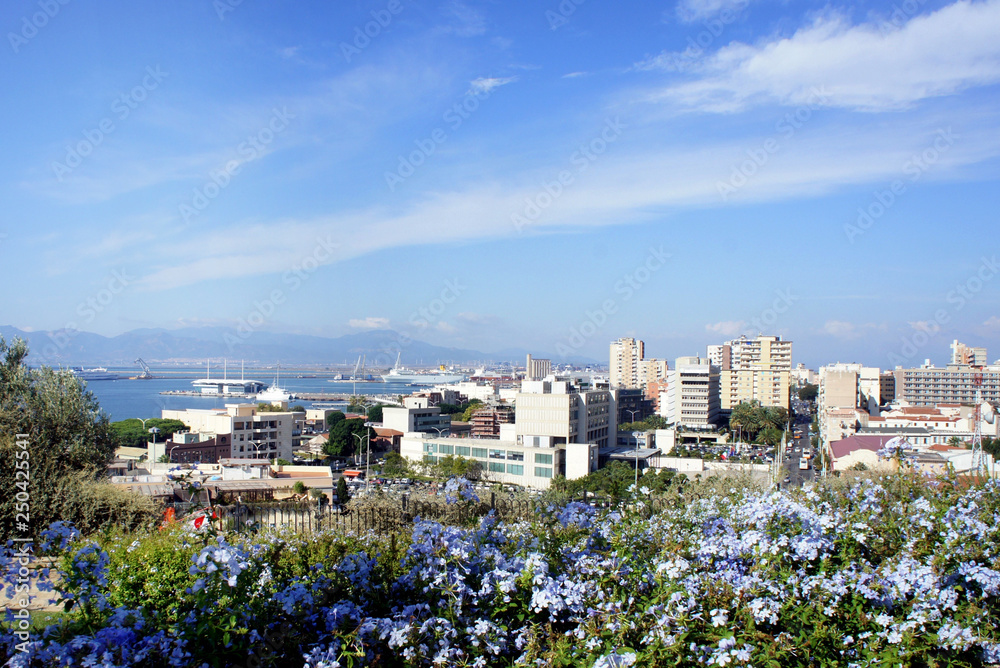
[381,354,466,385]
[70,367,119,381]
[256,364,296,402]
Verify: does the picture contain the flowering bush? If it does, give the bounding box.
[3,472,1000,667]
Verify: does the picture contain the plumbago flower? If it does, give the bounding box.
[4,474,1000,667]
[443,476,480,504]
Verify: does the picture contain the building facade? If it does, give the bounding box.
[609,337,644,389]
[715,335,793,411]
[161,404,296,461]
[660,356,721,428]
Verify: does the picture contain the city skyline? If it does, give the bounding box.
[2,0,999,368]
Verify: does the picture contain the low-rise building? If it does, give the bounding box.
[400,432,597,489]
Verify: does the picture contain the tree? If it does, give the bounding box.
[381,451,408,477]
[367,404,384,423]
[729,401,763,441]
[324,418,368,458]
[326,411,346,429]
[292,481,307,495]
[336,477,349,505]
[460,400,484,423]
[798,384,818,402]
[276,458,291,466]
[111,418,188,448]
[0,336,160,539]
[947,436,962,447]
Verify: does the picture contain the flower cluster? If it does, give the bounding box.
[3,474,999,667]
[443,476,480,505]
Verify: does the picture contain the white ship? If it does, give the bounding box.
[381,354,466,385]
[256,364,297,402]
[70,367,119,381]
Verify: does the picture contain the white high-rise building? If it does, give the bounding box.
[660,357,721,428]
[610,338,644,389]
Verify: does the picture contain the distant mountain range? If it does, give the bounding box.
[0,325,599,367]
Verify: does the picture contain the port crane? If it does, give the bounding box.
[133,357,154,380]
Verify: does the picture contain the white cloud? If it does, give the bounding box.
[348,317,390,329]
[675,0,751,24]
[443,2,487,36]
[643,0,1000,112]
[822,320,857,338]
[469,76,518,95]
[706,320,746,336]
[983,316,1000,329]
[908,320,942,333]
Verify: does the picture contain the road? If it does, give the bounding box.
[780,400,816,488]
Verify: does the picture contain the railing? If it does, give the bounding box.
[166,492,673,535]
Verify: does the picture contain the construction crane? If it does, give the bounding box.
[132,357,154,380]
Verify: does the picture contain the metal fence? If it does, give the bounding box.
[168,492,676,535]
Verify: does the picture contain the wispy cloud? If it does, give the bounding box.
[821,320,886,339]
[706,320,746,336]
[469,76,518,95]
[675,0,752,24]
[349,317,390,329]
[642,0,1000,112]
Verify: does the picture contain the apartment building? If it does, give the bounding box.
[660,356,721,428]
[161,404,297,461]
[894,365,1000,406]
[470,405,514,439]
[525,354,552,381]
[714,335,793,411]
[951,340,988,367]
[609,337,644,389]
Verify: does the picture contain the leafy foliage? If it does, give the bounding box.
[325,410,346,428]
[110,418,188,448]
[324,418,368,457]
[797,383,819,401]
[366,404,384,423]
[9,471,1000,667]
[0,336,162,540]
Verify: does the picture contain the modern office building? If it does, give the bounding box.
[660,356,721,428]
[515,379,615,448]
[381,405,452,436]
[400,432,598,489]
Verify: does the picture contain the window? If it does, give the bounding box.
[455,446,470,457]
[438,444,454,455]
[472,447,487,459]
[488,461,505,473]
[423,443,437,454]
[507,464,524,476]
[424,455,438,464]
[489,449,506,460]
[534,453,553,465]
[535,466,552,478]
[507,451,524,461]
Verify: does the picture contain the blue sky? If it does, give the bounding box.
[2,0,999,368]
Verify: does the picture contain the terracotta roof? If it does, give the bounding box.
[829,435,895,459]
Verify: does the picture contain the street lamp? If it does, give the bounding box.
[363,421,374,492]
[632,430,643,493]
[352,432,370,488]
